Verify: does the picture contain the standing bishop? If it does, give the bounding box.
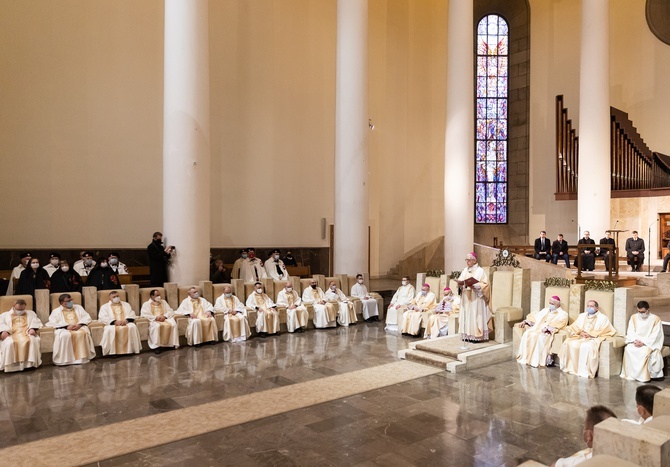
[516,295,568,367]
[140,289,179,353]
[457,253,492,342]
[47,294,95,365]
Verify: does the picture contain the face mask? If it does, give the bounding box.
[112,297,120,304]
[311,284,317,289]
[256,289,263,294]
[66,301,74,309]
[249,253,255,259]
[402,281,408,286]
[31,263,39,269]
[549,304,556,311]
[85,259,92,266]
[50,259,59,266]
[286,287,292,292]
[109,258,118,265]
[61,266,69,272]
[154,296,161,302]
[14,308,26,316]
[224,293,232,298]
[242,254,248,259]
[330,286,336,291]
[421,290,427,296]
[100,262,108,268]
[587,307,596,315]
[639,311,650,320]
[358,279,364,284]
[274,255,280,260]
[192,293,199,299]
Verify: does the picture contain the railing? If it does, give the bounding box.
[555,95,670,199]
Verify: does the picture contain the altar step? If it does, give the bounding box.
[399,335,513,373]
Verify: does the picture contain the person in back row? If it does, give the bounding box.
[16,257,51,300]
[43,252,61,277]
[73,251,95,277]
[265,249,289,280]
[7,252,31,295]
[240,248,267,282]
[86,257,120,290]
[551,234,570,268]
[50,259,83,293]
[625,231,645,272]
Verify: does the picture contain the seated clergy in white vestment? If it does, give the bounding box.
[424,287,459,339]
[0,299,43,372]
[302,279,337,328]
[47,293,96,365]
[559,300,616,378]
[554,405,617,467]
[385,276,415,332]
[350,274,379,322]
[399,283,437,336]
[620,300,665,382]
[240,248,267,282]
[98,291,141,356]
[516,295,568,367]
[214,285,251,343]
[140,289,179,352]
[264,249,289,281]
[276,281,308,333]
[177,287,218,346]
[246,282,280,337]
[325,281,357,327]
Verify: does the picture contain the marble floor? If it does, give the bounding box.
[0,323,666,466]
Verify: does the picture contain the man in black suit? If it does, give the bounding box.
[552,233,570,268]
[147,232,175,286]
[534,231,551,262]
[625,231,645,272]
[599,231,616,271]
[576,231,596,271]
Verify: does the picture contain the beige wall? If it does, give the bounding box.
[611,196,670,261]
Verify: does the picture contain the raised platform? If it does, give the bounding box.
[399,335,512,373]
[573,274,637,286]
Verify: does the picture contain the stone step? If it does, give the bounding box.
[638,296,670,308]
[403,349,455,370]
[631,285,659,297]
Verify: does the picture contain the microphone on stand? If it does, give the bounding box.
[614,219,619,229]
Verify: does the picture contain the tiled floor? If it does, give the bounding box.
[0,322,666,466]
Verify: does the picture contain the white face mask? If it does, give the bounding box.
[100,262,108,268]
[401,280,408,286]
[330,286,337,291]
[112,297,121,304]
[84,259,93,266]
[242,253,248,259]
[31,263,39,269]
[154,296,161,302]
[61,266,70,272]
[256,289,263,294]
[639,311,650,320]
[586,306,596,315]
[192,293,199,299]
[549,304,556,311]
[358,279,364,284]
[421,290,427,296]
[50,259,59,266]
[224,293,232,298]
[274,255,280,260]
[286,287,292,292]
[109,258,118,265]
[65,301,74,309]
[14,308,26,315]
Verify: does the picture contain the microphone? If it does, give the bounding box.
[614,220,619,229]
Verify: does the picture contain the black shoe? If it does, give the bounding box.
[154,348,163,354]
[297,327,303,333]
[373,316,380,322]
[258,332,267,338]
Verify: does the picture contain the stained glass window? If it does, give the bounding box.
[475,15,508,224]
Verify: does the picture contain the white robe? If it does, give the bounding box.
[214,294,251,342]
[424,296,459,339]
[111,262,129,275]
[385,284,415,331]
[98,301,141,356]
[264,258,289,280]
[43,263,59,277]
[350,283,379,320]
[47,305,96,365]
[399,291,437,336]
[232,257,245,280]
[177,297,218,345]
[276,288,309,332]
[240,258,267,282]
[559,311,616,378]
[620,313,665,382]
[246,292,280,334]
[140,299,179,349]
[516,306,568,367]
[302,286,337,328]
[73,259,95,277]
[457,264,492,341]
[0,309,42,372]
[7,264,24,295]
[325,288,357,326]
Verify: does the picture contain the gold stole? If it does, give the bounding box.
[192,299,214,341]
[152,302,172,345]
[224,297,241,337]
[255,294,276,329]
[11,315,30,363]
[318,289,337,322]
[286,292,295,307]
[111,304,129,354]
[63,308,88,360]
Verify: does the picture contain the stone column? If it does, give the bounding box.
[444,0,474,272]
[163,0,211,285]
[334,0,368,276]
[578,0,610,238]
